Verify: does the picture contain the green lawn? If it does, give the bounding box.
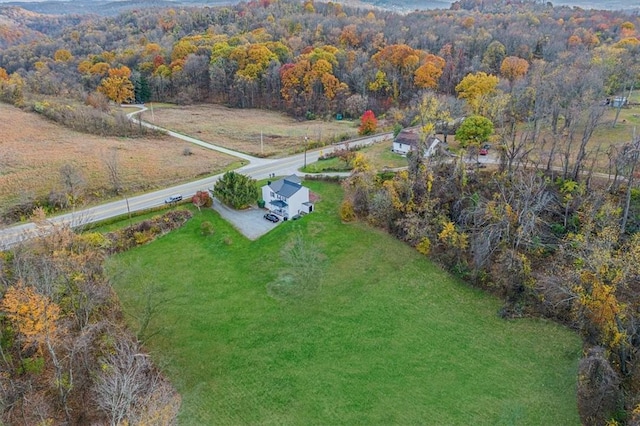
[300,155,351,173]
[302,141,408,173]
[106,181,581,425]
[362,140,409,170]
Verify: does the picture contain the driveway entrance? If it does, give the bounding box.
[212,198,278,240]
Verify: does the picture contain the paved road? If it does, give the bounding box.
[0,107,391,250]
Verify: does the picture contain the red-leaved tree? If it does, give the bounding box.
[192,190,212,211]
[358,110,377,136]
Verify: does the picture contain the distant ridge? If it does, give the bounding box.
[0,0,637,16]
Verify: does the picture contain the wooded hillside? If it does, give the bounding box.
[1,0,640,424]
[0,0,638,115]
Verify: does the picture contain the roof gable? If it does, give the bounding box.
[394,129,420,146]
[395,130,440,148]
[268,174,303,198]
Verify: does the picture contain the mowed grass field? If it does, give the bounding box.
[106,181,581,425]
[0,103,239,212]
[303,141,408,173]
[147,103,359,157]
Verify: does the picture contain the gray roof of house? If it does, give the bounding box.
[394,130,440,148]
[269,175,302,198]
[394,129,420,146]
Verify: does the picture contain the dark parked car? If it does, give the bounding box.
[264,213,279,223]
[164,194,183,203]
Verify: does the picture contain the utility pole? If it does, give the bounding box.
[304,136,308,168]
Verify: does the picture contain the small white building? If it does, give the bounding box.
[261,175,314,220]
[392,129,441,157]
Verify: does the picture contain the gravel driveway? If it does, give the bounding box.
[212,198,278,240]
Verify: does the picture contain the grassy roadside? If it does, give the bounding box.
[106,181,581,425]
[302,141,408,173]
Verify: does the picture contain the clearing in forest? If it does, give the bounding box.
[108,181,581,426]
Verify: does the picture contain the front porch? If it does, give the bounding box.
[269,199,289,219]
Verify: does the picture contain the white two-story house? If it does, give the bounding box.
[392,129,442,157]
[261,175,314,219]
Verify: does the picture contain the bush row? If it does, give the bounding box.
[103,209,193,254]
[31,100,162,138]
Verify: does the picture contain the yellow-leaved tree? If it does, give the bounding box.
[455,71,500,115]
[98,66,134,104]
[1,282,60,353]
[53,49,73,62]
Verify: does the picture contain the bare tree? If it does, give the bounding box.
[94,336,151,426]
[345,93,368,118]
[104,148,123,195]
[572,105,605,181]
[93,331,180,425]
[577,347,622,426]
[462,170,553,271]
[620,137,640,234]
[59,163,85,207]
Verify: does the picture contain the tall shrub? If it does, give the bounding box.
[213,171,259,209]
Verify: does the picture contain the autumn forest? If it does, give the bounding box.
[2,0,640,424]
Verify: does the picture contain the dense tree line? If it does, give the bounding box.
[0,0,638,118]
[0,210,191,424]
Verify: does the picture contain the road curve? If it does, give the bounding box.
[0,107,391,250]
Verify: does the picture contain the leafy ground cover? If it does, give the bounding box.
[300,155,351,173]
[147,103,358,157]
[106,181,581,425]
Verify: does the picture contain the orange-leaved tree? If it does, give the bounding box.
[358,110,377,135]
[1,282,60,353]
[500,56,529,89]
[371,44,423,102]
[414,53,446,90]
[280,46,347,116]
